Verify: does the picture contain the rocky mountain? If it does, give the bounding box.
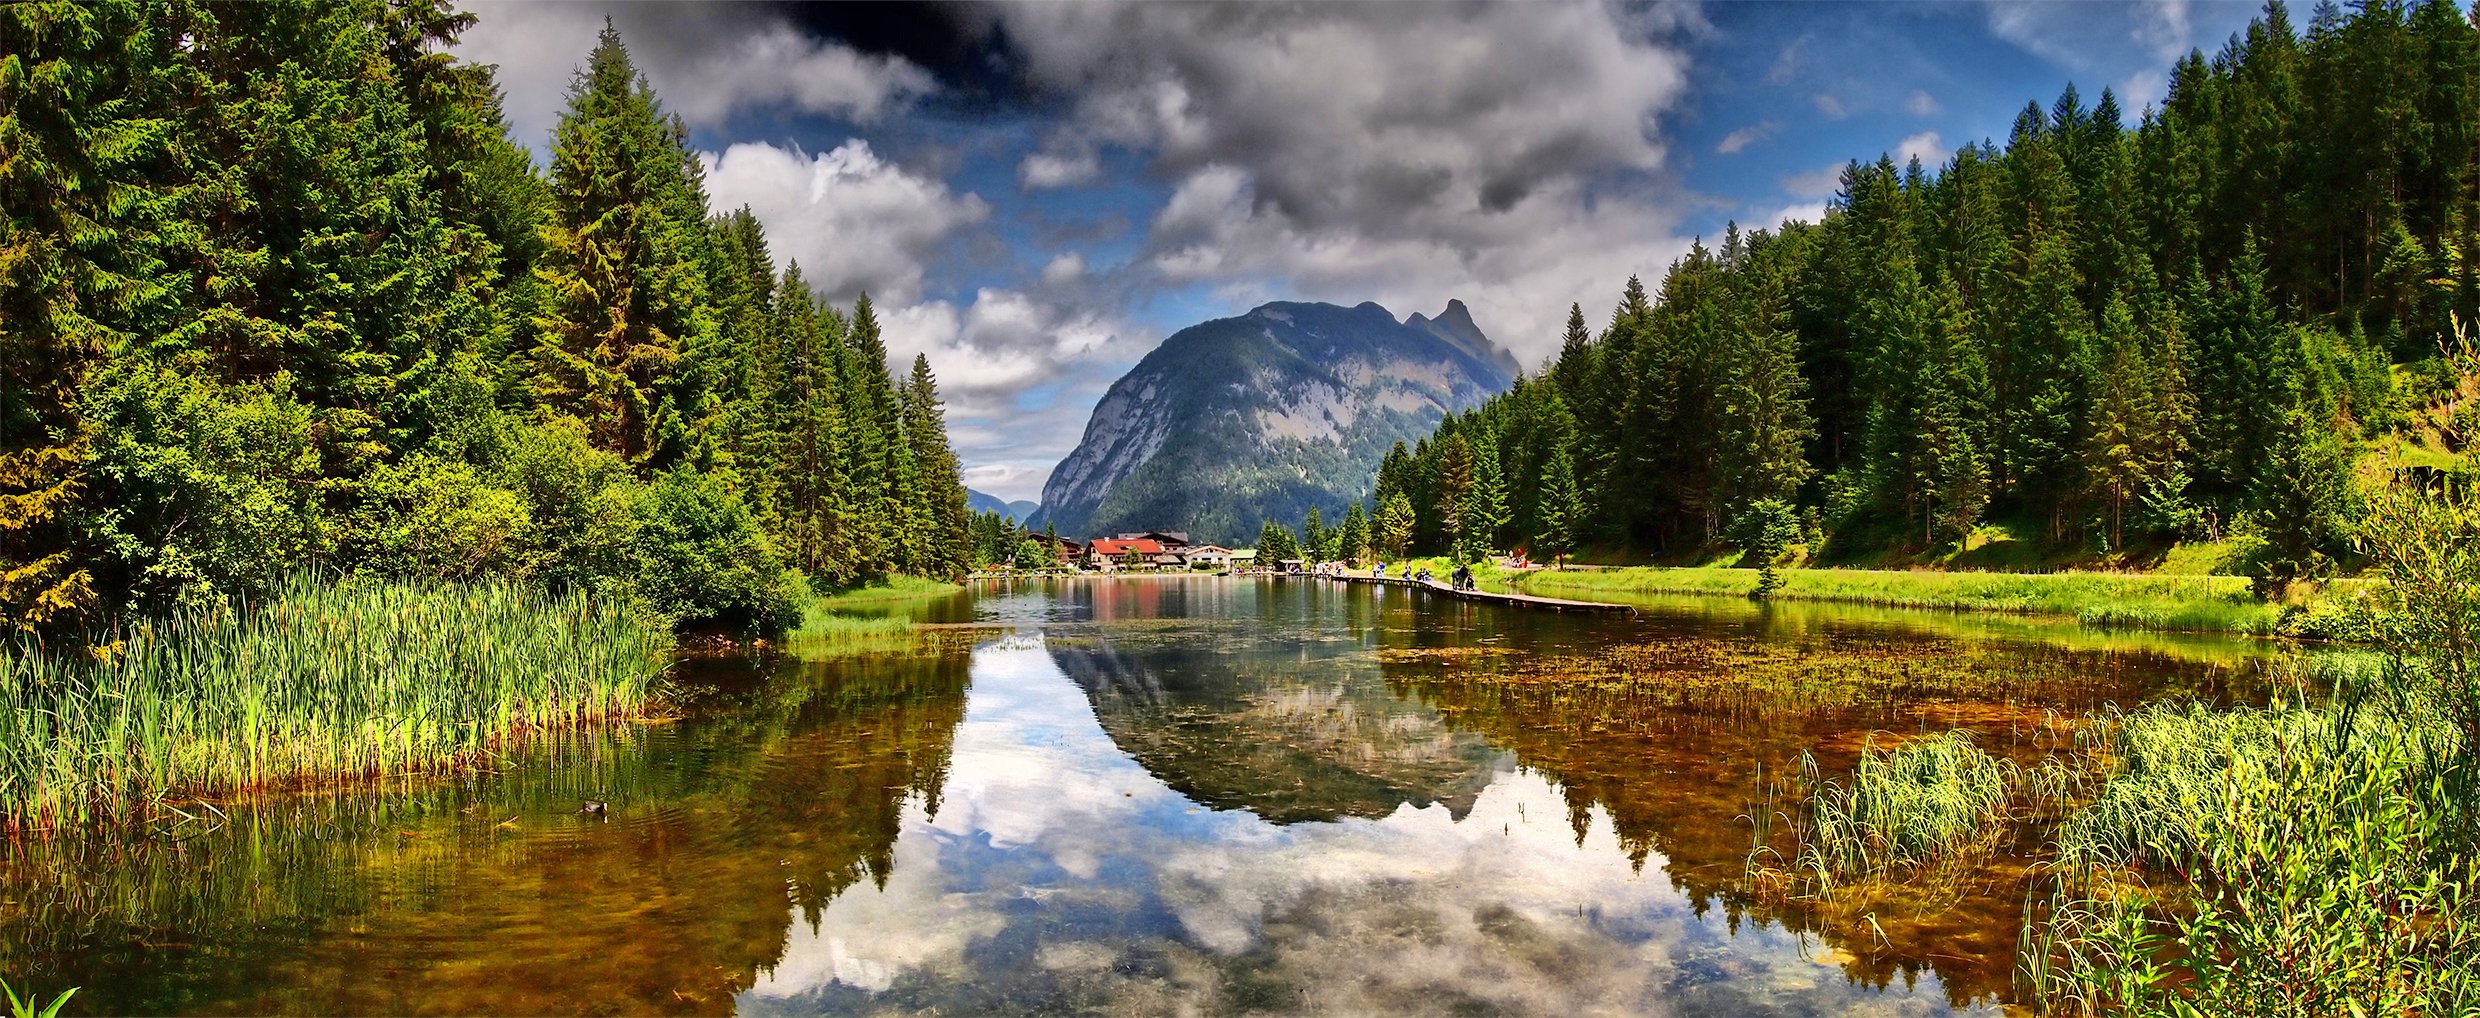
[965,488,1040,521]
[1038,299,1518,544]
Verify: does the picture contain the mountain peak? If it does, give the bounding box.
[1038,298,1519,543]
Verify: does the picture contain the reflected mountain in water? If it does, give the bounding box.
[1051,635,1504,825]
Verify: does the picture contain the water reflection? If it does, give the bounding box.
[748,633,1993,1016]
[2,578,2312,1015]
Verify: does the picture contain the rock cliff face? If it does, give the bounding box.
[1038,300,1517,544]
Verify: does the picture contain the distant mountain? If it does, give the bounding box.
[1039,299,1518,545]
[965,488,1039,521]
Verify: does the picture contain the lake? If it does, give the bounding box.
[0,576,2307,1015]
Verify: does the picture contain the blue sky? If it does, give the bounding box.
[455,0,2272,503]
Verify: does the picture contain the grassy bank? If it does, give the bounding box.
[808,576,963,610]
[0,576,670,833]
[1512,565,2344,636]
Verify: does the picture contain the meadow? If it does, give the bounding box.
[1510,564,2371,637]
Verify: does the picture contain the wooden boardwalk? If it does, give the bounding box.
[1331,573,1635,614]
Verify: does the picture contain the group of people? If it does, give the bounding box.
[1365,561,1476,591]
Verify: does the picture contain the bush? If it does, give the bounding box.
[351,453,534,580]
[76,363,332,611]
[631,468,801,634]
[488,417,641,594]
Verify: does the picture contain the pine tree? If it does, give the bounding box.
[902,354,970,578]
[1377,492,1416,561]
[532,21,710,468]
[1339,501,1371,562]
[1534,445,1582,568]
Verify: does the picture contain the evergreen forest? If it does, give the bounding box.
[1371,0,2475,587]
[0,1,973,636]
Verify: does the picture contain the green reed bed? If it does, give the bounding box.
[1797,732,2018,883]
[782,609,922,659]
[0,576,671,834]
[2024,689,2480,1015]
[1519,566,2296,635]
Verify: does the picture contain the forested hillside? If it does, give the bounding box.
[1378,0,2474,583]
[0,1,971,633]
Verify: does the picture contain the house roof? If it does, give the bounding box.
[1113,531,1190,545]
[1089,538,1166,556]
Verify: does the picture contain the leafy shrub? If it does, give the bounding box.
[631,469,801,633]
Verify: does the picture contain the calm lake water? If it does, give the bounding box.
[1,577,2305,1015]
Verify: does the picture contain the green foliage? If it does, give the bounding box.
[1255,520,1300,564]
[1338,501,1371,562]
[1393,2,2470,575]
[0,4,972,635]
[0,980,74,1018]
[630,469,801,633]
[1376,491,1416,561]
[1800,732,2015,878]
[1727,498,1803,597]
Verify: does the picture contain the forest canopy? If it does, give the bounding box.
[1373,0,2472,585]
[0,1,972,634]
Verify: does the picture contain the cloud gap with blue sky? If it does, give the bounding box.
[454,0,2270,503]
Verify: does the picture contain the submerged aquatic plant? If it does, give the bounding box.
[0,575,671,833]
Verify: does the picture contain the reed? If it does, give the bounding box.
[1798,731,2017,880]
[782,609,921,658]
[0,575,670,834]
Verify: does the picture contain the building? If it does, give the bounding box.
[1183,545,1235,569]
[1088,538,1167,568]
[1111,531,1190,550]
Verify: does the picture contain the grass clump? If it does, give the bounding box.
[782,610,918,658]
[807,576,963,611]
[1799,732,2017,880]
[2023,349,2480,1014]
[0,575,670,834]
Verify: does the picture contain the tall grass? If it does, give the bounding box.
[781,610,919,658]
[0,575,670,834]
[1798,732,2017,882]
[1519,565,2309,635]
[2025,695,2480,1015]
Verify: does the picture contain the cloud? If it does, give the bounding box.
[1769,33,1811,86]
[452,2,932,153]
[1780,162,1847,200]
[1019,150,1102,190]
[1715,121,1779,155]
[1896,131,1945,167]
[979,0,1703,367]
[1041,252,1087,287]
[1984,0,2202,75]
[1810,92,1849,119]
[700,139,990,308]
[1906,89,1942,117]
[1758,201,1829,230]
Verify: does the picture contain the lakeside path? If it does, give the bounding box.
[1330,571,1636,614]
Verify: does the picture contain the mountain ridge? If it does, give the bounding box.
[1037,299,1517,544]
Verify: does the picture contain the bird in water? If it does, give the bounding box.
[580,800,608,819]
